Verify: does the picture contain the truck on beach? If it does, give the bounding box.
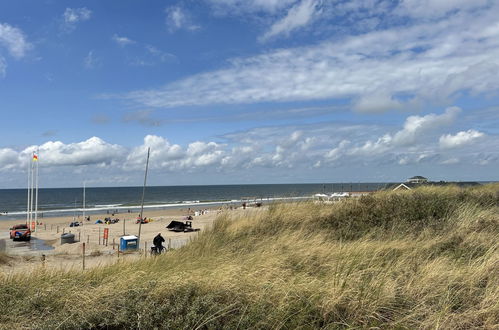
[9,224,31,241]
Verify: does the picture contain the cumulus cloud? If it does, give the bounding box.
[125,135,183,170]
[124,136,227,171]
[112,34,135,46]
[439,129,485,149]
[0,148,19,171]
[62,7,92,32]
[0,23,31,58]
[0,113,498,185]
[392,107,460,146]
[19,137,125,168]
[165,7,200,32]
[323,107,461,161]
[260,0,320,41]
[64,8,91,23]
[120,3,499,111]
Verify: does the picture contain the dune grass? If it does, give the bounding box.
[0,185,498,329]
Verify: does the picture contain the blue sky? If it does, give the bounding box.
[0,0,498,188]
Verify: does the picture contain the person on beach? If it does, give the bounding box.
[153,233,165,254]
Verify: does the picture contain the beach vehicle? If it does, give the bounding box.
[166,220,200,233]
[9,224,31,241]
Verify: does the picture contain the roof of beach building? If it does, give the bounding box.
[385,181,481,190]
[408,175,428,180]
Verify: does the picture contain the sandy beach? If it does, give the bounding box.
[0,205,239,274]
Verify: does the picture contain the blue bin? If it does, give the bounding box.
[120,235,139,251]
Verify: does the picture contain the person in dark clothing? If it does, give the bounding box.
[153,233,165,254]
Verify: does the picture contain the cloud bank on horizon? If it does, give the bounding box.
[0,0,497,187]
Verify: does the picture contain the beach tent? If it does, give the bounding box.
[166,220,200,232]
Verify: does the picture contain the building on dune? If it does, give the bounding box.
[388,176,480,191]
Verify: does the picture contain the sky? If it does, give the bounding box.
[0,0,498,188]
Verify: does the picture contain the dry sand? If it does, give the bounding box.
[0,205,248,274]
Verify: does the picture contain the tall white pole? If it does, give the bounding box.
[34,149,39,232]
[26,157,31,226]
[137,147,150,241]
[30,153,34,230]
[83,182,86,220]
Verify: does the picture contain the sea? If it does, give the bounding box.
[0,183,394,220]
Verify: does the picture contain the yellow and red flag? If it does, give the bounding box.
[32,154,38,161]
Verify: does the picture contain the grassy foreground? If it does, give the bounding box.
[0,185,498,329]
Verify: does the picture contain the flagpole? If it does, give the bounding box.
[83,181,86,221]
[29,153,34,229]
[137,147,150,242]
[26,156,31,227]
[34,149,39,233]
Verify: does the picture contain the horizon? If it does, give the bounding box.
[1,179,496,191]
[1,1,498,188]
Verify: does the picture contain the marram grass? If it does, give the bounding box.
[0,185,498,329]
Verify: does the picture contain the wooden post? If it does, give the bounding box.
[113,237,115,250]
[145,242,147,257]
[78,231,81,242]
[56,226,59,233]
[123,218,125,236]
[62,227,65,234]
[44,223,46,231]
[117,242,120,259]
[168,238,171,250]
[87,235,89,244]
[99,227,101,245]
[41,254,46,267]
[82,243,86,270]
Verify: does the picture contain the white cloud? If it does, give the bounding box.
[260,0,320,41]
[353,93,404,113]
[0,23,31,58]
[125,135,183,170]
[0,148,19,171]
[396,0,489,18]
[112,34,135,46]
[439,157,460,165]
[165,7,200,32]
[392,107,460,146]
[0,116,498,185]
[21,137,125,167]
[0,56,5,77]
[439,129,485,149]
[121,3,499,111]
[83,50,99,69]
[336,107,460,157]
[325,140,350,161]
[207,0,297,14]
[145,45,175,62]
[123,110,162,127]
[64,7,92,24]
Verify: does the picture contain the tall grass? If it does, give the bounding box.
[0,185,497,329]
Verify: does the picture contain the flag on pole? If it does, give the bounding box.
[33,154,38,161]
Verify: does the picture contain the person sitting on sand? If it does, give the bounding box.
[153,233,165,254]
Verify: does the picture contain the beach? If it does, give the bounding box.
[0,205,237,274]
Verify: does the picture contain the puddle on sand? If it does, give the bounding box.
[11,237,55,251]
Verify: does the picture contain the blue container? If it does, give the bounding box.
[120,235,139,251]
